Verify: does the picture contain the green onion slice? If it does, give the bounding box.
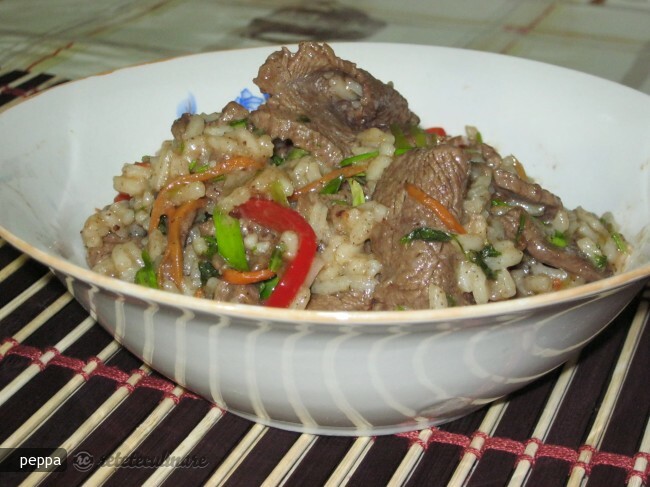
[410,126,428,148]
[390,124,412,151]
[213,210,249,271]
[549,231,568,248]
[259,245,284,300]
[270,180,289,206]
[287,147,310,160]
[320,175,344,195]
[229,118,248,127]
[611,232,627,252]
[135,250,158,289]
[349,178,365,206]
[339,151,379,167]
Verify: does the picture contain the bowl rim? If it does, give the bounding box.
[1,42,649,326]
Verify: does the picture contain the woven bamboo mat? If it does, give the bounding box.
[0,68,649,487]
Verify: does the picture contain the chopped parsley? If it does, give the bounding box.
[593,253,608,270]
[401,227,454,244]
[189,159,210,174]
[199,261,219,285]
[490,198,510,208]
[467,244,501,280]
[158,214,168,235]
[203,236,218,258]
[515,213,527,243]
[270,154,285,166]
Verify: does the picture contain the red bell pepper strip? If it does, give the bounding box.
[235,198,317,308]
[425,127,446,137]
[114,192,130,203]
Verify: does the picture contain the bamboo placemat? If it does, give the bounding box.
[0,26,649,483]
[0,237,648,486]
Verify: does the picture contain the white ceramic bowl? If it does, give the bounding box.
[1,43,649,436]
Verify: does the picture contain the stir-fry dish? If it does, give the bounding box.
[82,42,631,310]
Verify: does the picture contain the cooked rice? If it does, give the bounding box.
[82,111,631,309]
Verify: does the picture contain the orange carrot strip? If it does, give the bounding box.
[158,198,207,289]
[404,182,466,234]
[290,163,369,200]
[221,268,276,285]
[149,156,264,234]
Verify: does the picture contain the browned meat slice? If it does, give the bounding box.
[171,113,192,140]
[493,169,562,219]
[250,42,420,165]
[216,101,251,124]
[370,145,470,310]
[498,207,611,282]
[212,280,262,306]
[307,290,373,311]
[449,138,503,168]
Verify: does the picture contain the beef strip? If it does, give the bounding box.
[171,113,191,141]
[307,290,373,311]
[215,101,250,125]
[479,143,505,168]
[370,145,470,310]
[212,280,261,306]
[498,207,611,282]
[493,169,562,220]
[250,42,420,165]
[449,138,503,168]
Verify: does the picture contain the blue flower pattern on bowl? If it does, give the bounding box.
[176,88,268,117]
[235,88,269,111]
[176,92,197,117]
